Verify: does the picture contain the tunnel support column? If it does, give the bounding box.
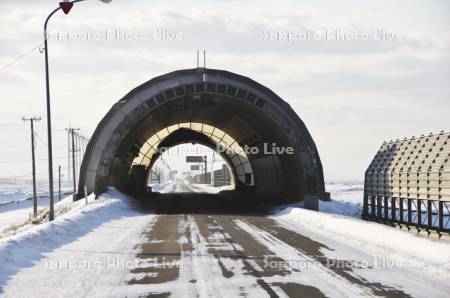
[129,165,147,197]
[304,195,319,210]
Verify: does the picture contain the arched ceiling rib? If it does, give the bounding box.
[132,122,254,185]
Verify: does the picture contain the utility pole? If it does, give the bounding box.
[67,127,79,198]
[74,130,79,178]
[77,132,82,172]
[80,133,85,158]
[204,155,207,184]
[211,152,215,186]
[77,132,85,176]
[22,116,41,218]
[67,128,71,182]
[78,132,84,169]
[58,165,62,201]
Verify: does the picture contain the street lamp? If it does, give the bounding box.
[43,0,111,221]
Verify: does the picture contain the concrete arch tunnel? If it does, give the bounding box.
[77,68,327,209]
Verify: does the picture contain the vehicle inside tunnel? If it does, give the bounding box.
[77,68,327,211]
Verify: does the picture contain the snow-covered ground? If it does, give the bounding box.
[0,181,73,236]
[0,188,156,297]
[150,179,233,194]
[0,182,50,204]
[321,181,364,217]
[0,185,449,297]
[271,206,450,277]
[149,180,175,193]
[185,182,233,193]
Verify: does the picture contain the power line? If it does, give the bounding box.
[0,166,70,180]
[32,130,71,150]
[0,155,67,164]
[34,132,47,146]
[0,123,23,127]
[0,42,43,72]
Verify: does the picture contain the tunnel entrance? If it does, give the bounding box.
[77,68,327,210]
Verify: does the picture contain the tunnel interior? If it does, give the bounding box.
[119,96,310,200]
[136,124,251,192]
[78,68,326,211]
[148,141,236,193]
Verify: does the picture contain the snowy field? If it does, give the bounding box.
[0,181,50,204]
[150,179,234,194]
[0,185,448,297]
[0,181,73,236]
[321,181,364,217]
[0,180,363,237]
[0,189,155,297]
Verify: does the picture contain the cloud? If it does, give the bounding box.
[0,0,448,180]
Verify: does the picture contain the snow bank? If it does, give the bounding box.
[150,180,233,194]
[319,200,362,217]
[0,191,74,235]
[272,207,450,275]
[0,188,145,293]
[187,183,233,194]
[321,182,364,218]
[149,180,174,193]
[0,186,46,204]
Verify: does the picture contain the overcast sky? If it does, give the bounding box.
[0,0,449,183]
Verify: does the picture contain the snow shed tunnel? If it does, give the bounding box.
[76,68,327,210]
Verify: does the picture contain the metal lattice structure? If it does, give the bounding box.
[363,132,450,236]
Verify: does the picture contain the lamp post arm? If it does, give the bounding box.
[44,7,60,36]
[44,0,88,35]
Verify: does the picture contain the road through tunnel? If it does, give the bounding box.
[77,68,326,210]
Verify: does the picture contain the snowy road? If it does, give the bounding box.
[121,214,449,297]
[1,183,449,297]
